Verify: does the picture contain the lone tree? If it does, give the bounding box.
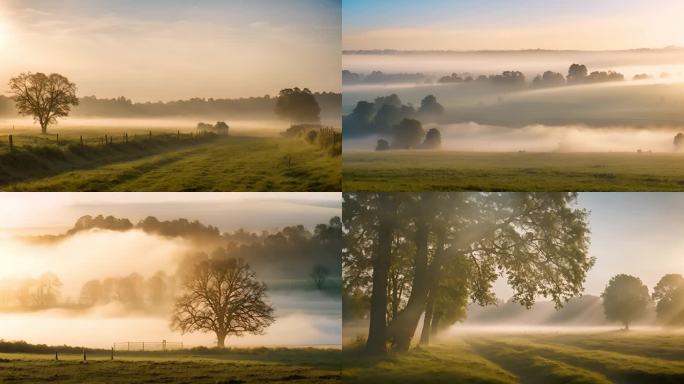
[422,128,442,149]
[601,274,650,330]
[652,274,684,325]
[9,72,79,134]
[171,252,275,348]
[275,87,321,123]
[310,264,330,290]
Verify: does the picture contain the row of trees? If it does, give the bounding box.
[4,72,335,134]
[0,273,63,308]
[343,192,593,354]
[437,64,626,88]
[603,273,684,329]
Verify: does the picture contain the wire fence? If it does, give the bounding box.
[0,130,215,152]
[112,341,184,352]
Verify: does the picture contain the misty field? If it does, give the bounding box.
[0,348,340,384]
[342,332,684,384]
[343,151,684,191]
[0,129,340,191]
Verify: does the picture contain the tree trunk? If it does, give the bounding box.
[366,195,395,355]
[419,295,434,346]
[216,332,227,348]
[387,216,431,352]
[41,121,47,134]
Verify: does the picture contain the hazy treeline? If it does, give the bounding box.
[343,70,429,85]
[0,93,341,120]
[0,215,342,312]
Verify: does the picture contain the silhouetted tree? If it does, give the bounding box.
[422,128,442,149]
[392,119,424,149]
[567,64,588,84]
[171,250,274,348]
[532,71,565,87]
[652,274,684,325]
[310,264,330,290]
[34,273,62,307]
[275,87,321,123]
[602,274,650,330]
[416,95,444,121]
[8,72,78,134]
[375,139,390,151]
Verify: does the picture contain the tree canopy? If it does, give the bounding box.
[652,274,684,326]
[8,72,79,134]
[343,192,593,354]
[275,87,321,123]
[602,274,650,330]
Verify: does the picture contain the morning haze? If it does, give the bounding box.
[1,0,341,101]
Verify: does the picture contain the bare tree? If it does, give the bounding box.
[8,72,79,134]
[171,255,274,348]
[310,264,330,290]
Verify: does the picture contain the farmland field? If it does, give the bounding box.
[0,348,341,384]
[342,331,684,384]
[343,151,684,191]
[0,127,340,191]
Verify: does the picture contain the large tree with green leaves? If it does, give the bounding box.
[343,193,594,354]
[602,274,650,330]
[9,72,78,134]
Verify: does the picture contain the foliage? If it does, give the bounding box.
[8,72,79,134]
[652,274,684,325]
[602,274,650,329]
[275,87,321,123]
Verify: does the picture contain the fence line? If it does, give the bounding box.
[112,341,184,352]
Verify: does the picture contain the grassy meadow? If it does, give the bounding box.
[342,331,684,384]
[0,126,340,191]
[0,348,341,384]
[343,151,684,191]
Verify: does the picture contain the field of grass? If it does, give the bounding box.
[343,151,684,191]
[0,131,340,191]
[342,332,684,384]
[0,348,340,384]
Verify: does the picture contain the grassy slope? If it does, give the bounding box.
[4,136,340,191]
[342,333,684,384]
[0,349,340,384]
[343,151,684,191]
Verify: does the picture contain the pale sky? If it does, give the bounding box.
[0,192,341,233]
[344,0,684,51]
[0,0,341,101]
[494,193,684,300]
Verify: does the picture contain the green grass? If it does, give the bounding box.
[342,332,684,384]
[0,348,340,384]
[343,151,684,191]
[1,135,340,191]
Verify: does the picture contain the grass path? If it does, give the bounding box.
[342,333,684,383]
[6,136,340,191]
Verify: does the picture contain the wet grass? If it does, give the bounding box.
[342,332,684,384]
[1,135,340,191]
[343,151,684,191]
[0,348,341,384]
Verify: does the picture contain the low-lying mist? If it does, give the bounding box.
[344,122,682,152]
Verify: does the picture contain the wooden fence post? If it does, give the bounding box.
[8,134,13,151]
[111,347,114,361]
[82,348,87,361]
[104,134,108,145]
[149,130,152,139]
[177,130,180,139]
[55,351,58,361]
[80,136,84,147]
[125,133,128,143]
[56,133,59,144]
